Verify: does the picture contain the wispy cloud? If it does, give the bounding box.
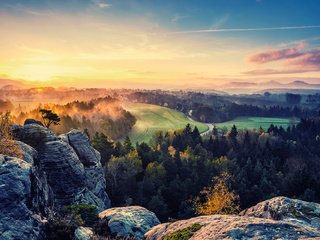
[210,14,229,29]
[286,49,320,68]
[166,25,320,34]
[171,14,186,23]
[92,0,111,9]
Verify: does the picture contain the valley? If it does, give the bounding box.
[123,103,208,143]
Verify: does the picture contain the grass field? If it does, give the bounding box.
[216,117,299,130]
[124,103,208,143]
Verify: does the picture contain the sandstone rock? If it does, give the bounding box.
[144,215,320,240]
[37,140,86,209]
[11,124,57,148]
[67,130,100,166]
[2,121,112,238]
[31,165,53,215]
[67,130,111,211]
[0,154,45,240]
[24,118,44,127]
[74,227,94,240]
[99,206,160,239]
[11,123,110,212]
[15,140,37,163]
[240,196,320,230]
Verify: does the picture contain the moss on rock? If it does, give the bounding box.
[163,224,202,240]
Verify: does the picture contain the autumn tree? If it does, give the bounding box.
[0,112,23,158]
[194,172,240,215]
[39,109,61,128]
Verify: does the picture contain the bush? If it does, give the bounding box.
[64,203,99,227]
[45,211,83,240]
[46,204,98,240]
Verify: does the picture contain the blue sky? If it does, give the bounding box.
[0,0,320,88]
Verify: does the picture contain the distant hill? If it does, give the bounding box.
[218,80,320,94]
[0,79,26,89]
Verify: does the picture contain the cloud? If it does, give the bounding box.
[92,0,111,9]
[166,25,320,35]
[246,43,320,75]
[171,14,186,23]
[285,50,320,68]
[248,42,305,63]
[211,14,229,29]
[244,68,316,75]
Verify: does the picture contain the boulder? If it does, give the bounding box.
[99,206,160,239]
[144,215,320,240]
[74,227,94,240]
[0,155,45,240]
[240,196,320,230]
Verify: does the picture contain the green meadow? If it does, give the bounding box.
[216,117,299,130]
[124,103,208,143]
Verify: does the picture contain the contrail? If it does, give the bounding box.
[166,25,320,34]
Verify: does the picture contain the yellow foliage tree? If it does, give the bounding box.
[0,112,23,158]
[194,172,240,215]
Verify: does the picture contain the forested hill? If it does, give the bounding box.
[94,117,320,221]
[126,91,319,123]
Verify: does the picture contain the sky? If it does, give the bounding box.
[0,0,320,89]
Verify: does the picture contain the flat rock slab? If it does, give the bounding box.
[145,215,320,240]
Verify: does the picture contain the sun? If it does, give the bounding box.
[9,64,69,82]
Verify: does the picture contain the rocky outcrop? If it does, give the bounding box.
[1,121,111,239]
[99,206,160,239]
[0,155,46,240]
[37,139,87,209]
[145,215,320,240]
[66,130,111,211]
[11,123,111,212]
[145,197,320,240]
[240,196,320,230]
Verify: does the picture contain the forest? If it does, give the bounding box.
[11,97,136,140]
[91,118,320,221]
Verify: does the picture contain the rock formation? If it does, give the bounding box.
[145,197,320,240]
[0,155,46,240]
[144,215,320,240]
[240,196,320,230]
[11,123,110,213]
[99,206,160,239]
[0,121,111,240]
